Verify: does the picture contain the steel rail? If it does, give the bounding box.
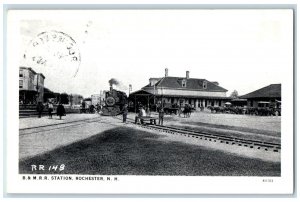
[19,116,103,131]
[113,116,281,152]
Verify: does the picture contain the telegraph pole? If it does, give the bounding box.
[36,74,39,104]
[129,84,132,96]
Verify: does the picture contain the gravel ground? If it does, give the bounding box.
[19,122,280,176]
[19,113,100,129]
[129,111,281,133]
[19,115,114,160]
[127,111,281,144]
[168,111,281,133]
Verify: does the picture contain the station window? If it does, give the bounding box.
[19,70,23,77]
[19,80,23,88]
[182,80,187,87]
[203,81,207,89]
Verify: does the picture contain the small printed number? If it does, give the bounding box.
[262,179,273,182]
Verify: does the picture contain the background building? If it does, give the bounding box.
[34,73,45,103]
[19,67,45,104]
[240,84,281,108]
[91,94,101,106]
[129,68,230,111]
[69,94,84,106]
[91,91,107,106]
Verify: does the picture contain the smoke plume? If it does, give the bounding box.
[108,78,128,91]
[108,78,119,87]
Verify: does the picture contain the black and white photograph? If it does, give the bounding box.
[4,6,295,195]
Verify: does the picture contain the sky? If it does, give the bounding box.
[19,10,293,98]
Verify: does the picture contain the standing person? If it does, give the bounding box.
[183,104,187,118]
[57,103,66,120]
[158,107,164,126]
[135,106,142,124]
[187,104,191,117]
[122,104,128,123]
[48,101,54,119]
[36,102,44,118]
[96,103,100,113]
[89,104,95,113]
[178,105,182,117]
[81,101,86,113]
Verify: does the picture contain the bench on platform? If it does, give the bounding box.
[135,116,157,125]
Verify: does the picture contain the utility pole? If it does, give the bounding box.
[154,84,157,112]
[161,86,163,108]
[69,94,73,107]
[99,90,101,106]
[129,84,132,96]
[36,74,39,104]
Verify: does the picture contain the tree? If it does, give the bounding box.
[60,93,69,104]
[70,94,84,105]
[230,90,239,99]
[43,87,56,102]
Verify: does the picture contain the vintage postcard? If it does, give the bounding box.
[5,8,294,194]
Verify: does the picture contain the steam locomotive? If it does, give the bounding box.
[101,86,128,116]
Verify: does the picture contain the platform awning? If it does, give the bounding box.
[129,90,154,96]
[160,94,231,100]
[258,101,270,104]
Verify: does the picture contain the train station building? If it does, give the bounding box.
[239,84,281,108]
[129,68,230,112]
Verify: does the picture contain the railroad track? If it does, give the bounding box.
[113,116,281,153]
[20,115,281,153]
[19,116,114,136]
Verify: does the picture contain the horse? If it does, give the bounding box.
[183,104,192,118]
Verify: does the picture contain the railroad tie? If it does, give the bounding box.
[138,123,281,153]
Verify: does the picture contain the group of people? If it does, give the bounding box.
[123,104,164,125]
[81,102,102,114]
[36,101,66,120]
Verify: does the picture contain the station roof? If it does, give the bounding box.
[160,94,231,100]
[129,90,154,96]
[142,76,227,92]
[240,84,281,99]
[130,90,230,100]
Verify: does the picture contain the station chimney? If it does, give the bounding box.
[186,71,190,79]
[165,68,168,77]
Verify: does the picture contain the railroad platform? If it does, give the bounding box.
[19,113,281,175]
